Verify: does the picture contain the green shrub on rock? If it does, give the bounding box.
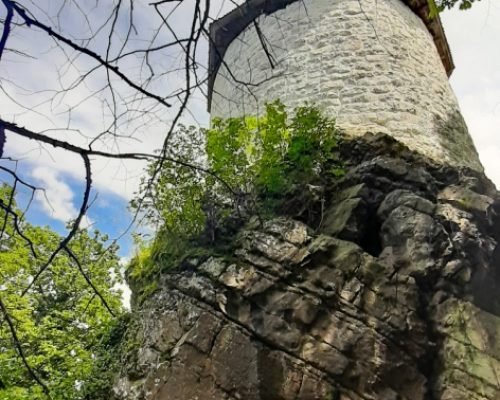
[128,101,343,296]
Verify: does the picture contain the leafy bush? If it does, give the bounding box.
[129,101,342,291]
[207,101,341,199]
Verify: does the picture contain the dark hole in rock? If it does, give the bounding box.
[358,207,383,257]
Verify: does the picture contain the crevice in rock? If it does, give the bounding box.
[358,205,382,257]
[468,242,500,317]
[412,270,444,400]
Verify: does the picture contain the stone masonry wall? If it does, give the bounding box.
[210,0,482,171]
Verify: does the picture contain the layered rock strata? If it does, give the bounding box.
[114,135,500,400]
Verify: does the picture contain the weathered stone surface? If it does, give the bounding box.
[322,198,366,241]
[438,185,494,215]
[114,135,500,400]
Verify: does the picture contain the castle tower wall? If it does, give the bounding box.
[209,0,482,171]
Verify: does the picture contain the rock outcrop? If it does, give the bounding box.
[114,134,500,400]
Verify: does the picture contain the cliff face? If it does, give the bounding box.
[114,134,500,400]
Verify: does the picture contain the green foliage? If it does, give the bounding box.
[440,0,481,10]
[207,101,341,201]
[428,0,481,17]
[129,101,342,296]
[80,314,129,399]
[126,231,220,305]
[126,230,189,300]
[131,124,206,237]
[0,184,125,399]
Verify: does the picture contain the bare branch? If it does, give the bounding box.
[0,0,14,61]
[64,246,115,316]
[8,1,172,108]
[22,152,92,296]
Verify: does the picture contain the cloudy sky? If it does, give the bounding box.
[442,1,500,184]
[1,0,499,259]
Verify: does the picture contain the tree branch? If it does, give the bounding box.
[8,1,172,108]
[0,296,52,398]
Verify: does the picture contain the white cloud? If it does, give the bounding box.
[478,146,500,187]
[116,257,131,309]
[32,166,93,227]
[117,282,132,310]
[5,128,151,201]
[0,0,197,202]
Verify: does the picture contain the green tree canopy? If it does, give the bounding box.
[0,184,125,399]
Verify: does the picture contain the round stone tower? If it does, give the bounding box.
[208,0,482,171]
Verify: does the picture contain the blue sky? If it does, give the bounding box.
[1,160,134,256]
[1,0,500,263]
